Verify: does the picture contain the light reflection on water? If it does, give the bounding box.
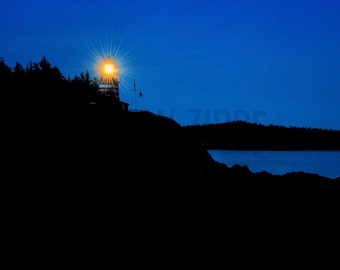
[208,150,340,179]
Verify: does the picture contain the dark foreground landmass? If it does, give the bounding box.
[4,58,340,261]
[3,57,339,215]
[11,105,339,199]
[8,106,338,270]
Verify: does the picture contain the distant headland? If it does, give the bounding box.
[182,120,340,150]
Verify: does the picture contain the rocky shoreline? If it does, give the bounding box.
[64,108,340,197]
[9,106,339,211]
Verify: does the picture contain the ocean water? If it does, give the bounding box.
[208,150,340,179]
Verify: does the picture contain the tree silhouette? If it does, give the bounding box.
[1,56,100,112]
[0,57,12,82]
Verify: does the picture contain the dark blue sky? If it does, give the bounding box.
[2,0,340,129]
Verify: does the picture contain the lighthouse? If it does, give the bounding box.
[98,55,120,99]
[96,55,129,111]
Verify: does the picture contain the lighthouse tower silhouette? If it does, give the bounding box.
[97,54,129,111]
[98,54,120,100]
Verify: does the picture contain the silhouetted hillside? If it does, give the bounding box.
[3,57,340,210]
[183,121,340,150]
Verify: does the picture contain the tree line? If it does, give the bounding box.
[183,120,340,150]
[1,56,99,111]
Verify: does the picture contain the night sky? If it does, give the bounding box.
[1,0,340,129]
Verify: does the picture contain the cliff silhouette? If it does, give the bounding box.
[2,57,339,209]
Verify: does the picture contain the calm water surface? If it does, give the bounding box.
[208,150,340,179]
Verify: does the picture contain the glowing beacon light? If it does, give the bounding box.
[104,63,115,75]
[97,55,120,99]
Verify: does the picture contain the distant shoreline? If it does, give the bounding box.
[208,149,340,180]
[183,120,340,151]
